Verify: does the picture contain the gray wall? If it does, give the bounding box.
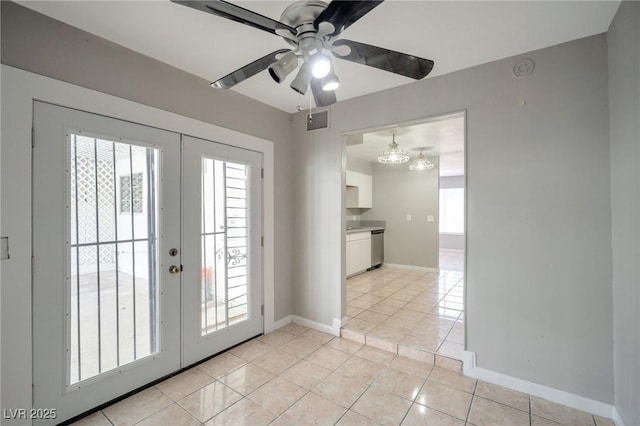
[0,1,294,321]
[607,2,640,424]
[292,34,613,402]
[361,162,439,268]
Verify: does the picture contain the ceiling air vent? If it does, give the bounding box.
[306,110,329,132]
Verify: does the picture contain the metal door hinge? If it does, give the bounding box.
[261,305,264,315]
[31,127,35,148]
[261,236,264,247]
[261,168,264,179]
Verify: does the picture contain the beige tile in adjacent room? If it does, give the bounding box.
[102,387,172,426]
[155,368,215,402]
[312,371,368,408]
[467,395,530,426]
[196,352,246,379]
[282,392,346,426]
[177,381,242,423]
[248,377,307,416]
[351,385,412,426]
[530,396,595,426]
[136,403,199,426]
[415,381,472,421]
[368,325,406,342]
[474,381,529,412]
[401,403,465,426]
[206,398,276,426]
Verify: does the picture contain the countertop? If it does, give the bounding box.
[346,226,385,234]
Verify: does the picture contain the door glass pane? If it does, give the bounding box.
[68,134,159,385]
[201,158,249,335]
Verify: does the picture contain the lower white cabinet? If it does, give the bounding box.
[346,232,372,276]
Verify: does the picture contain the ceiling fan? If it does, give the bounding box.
[171,0,435,107]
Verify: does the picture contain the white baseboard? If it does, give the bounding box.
[383,263,439,273]
[463,351,616,420]
[265,315,292,333]
[612,407,626,426]
[292,315,341,336]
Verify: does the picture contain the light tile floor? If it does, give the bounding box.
[71,324,613,426]
[343,265,465,363]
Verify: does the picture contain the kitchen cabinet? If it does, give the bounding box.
[346,171,372,209]
[346,170,358,186]
[346,231,372,276]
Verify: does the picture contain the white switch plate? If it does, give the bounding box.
[406,214,412,221]
[427,215,435,222]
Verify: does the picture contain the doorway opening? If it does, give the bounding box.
[342,111,466,364]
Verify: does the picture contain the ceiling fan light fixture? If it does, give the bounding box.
[409,150,435,170]
[290,62,313,95]
[311,53,331,78]
[321,72,340,91]
[378,133,410,164]
[268,51,298,83]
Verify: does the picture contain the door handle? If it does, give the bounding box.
[169,265,180,274]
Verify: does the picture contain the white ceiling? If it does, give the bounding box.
[19,1,619,113]
[347,114,465,177]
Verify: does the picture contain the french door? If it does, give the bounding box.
[32,102,263,424]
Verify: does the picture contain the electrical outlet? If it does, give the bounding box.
[407,214,412,221]
[427,215,435,223]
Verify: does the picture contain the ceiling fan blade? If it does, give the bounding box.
[314,1,384,36]
[171,0,296,37]
[310,78,337,107]
[332,39,434,80]
[211,49,292,89]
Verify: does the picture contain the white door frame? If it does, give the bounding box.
[0,65,276,424]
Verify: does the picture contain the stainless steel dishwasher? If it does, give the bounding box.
[370,229,384,269]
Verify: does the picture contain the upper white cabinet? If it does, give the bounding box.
[346,170,372,209]
[346,170,358,187]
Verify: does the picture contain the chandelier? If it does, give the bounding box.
[378,133,410,164]
[409,149,435,171]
